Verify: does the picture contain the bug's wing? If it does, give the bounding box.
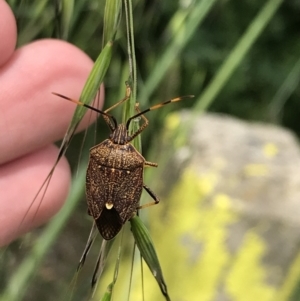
[95,207,123,240]
[86,158,124,240]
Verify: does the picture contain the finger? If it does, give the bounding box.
[0,0,17,66]
[0,39,104,164]
[0,144,71,246]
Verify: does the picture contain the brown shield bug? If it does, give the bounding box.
[53,87,193,240]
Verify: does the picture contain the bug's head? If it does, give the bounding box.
[109,123,129,145]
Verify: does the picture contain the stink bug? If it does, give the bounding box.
[53,87,193,240]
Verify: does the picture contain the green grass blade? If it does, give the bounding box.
[91,239,115,294]
[65,40,113,138]
[96,236,122,300]
[194,0,284,112]
[269,56,300,123]
[61,0,74,39]
[103,0,122,44]
[139,0,217,104]
[100,283,113,301]
[130,215,171,301]
[17,0,51,45]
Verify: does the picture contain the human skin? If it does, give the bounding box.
[0,0,104,246]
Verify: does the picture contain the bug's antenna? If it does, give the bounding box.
[52,92,118,130]
[126,95,194,129]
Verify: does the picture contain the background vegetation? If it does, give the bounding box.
[2,0,300,300]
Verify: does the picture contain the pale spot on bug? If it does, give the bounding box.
[106,202,114,210]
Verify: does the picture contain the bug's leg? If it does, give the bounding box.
[137,184,160,209]
[127,103,149,142]
[101,83,131,127]
[77,222,98,271]
[145,161,158,167]
[104,83,131,113]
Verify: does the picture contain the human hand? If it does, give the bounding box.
[0,0,104,246]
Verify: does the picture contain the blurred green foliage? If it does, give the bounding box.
[10,0,300,135]
[3,0,300,300]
